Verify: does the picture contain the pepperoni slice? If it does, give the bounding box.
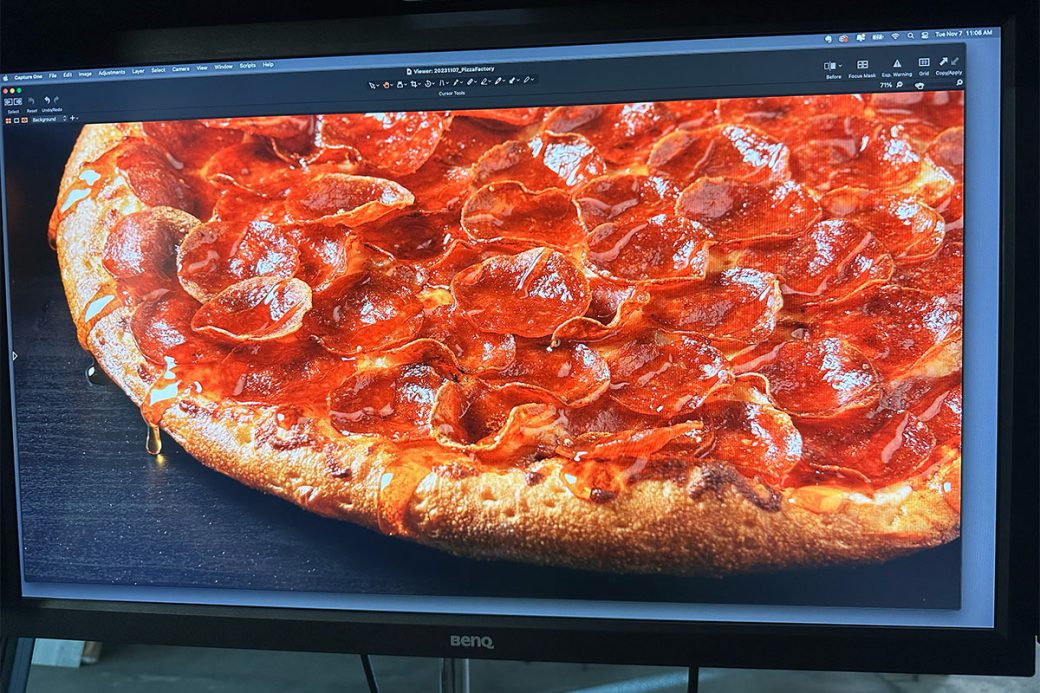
[430,379,561,457]
[329,362,448,441]
[285,174,414,226]
[644,267,782,347]
[934,184,963,242]
[803,410,936,486]
[461,182,584,248]
[788,114,876,190]
[818,124,923,192]
[882,375,962,449]
[473,132,607,191]
[870,91,964,131]
[544,103,675,164]
[821,187,945,262]
[218,337,354,407]
[647,124,789,185]
[700,398,802,486]
[811,285,961,378]
[177,219,299,302]
[562,396,660,436]
[422,238,531,289]
[757,338,881,418]
[896,241,963,307]
[676,178,820,245]
[115,139,201,217]
[551,284,649,345]
[143,120,243,168]
[357,209,457,260]
[662,99,719,130]
[306,267,425,355]
[432,117,514,167]
[103,207,200,298]
[203,140,298,196]
[396,159,473,213]
[928,126,964,179]
[317,112,448,175]
[454,108,544,127]
[451,248,591,337]
[584,213,712,283]
[191,276,312,342]
[293,225,369,292]
[130,288,228,365]
[605,332,731,416]
[775,219,895,305]
[718,94,866,137]
[573,174,680,231]
[490,340,610,406]
[410,304,516,373]
[202,115,314,139]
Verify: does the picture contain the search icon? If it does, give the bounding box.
[956,79,964,86]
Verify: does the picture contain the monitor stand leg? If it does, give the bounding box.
[439,657,470,693]
[687,666,699,693]
[0,638,34,693]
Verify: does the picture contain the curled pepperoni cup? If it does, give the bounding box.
[558,421,711,464]
[604,333,732,417]
[202,115,314,139]
[453,107,544,127]
[451,247,591,338]
[644,267,782,347]
[700,398,803,486]
[218,339,355,407]
[928,126,964,179]
[358,210,457,261]
[130,289,228,365]
[285,174,414,226]
[329,362,448,441]
[647,124,790,185]
[788,114,876,189]
[473,132,607,191]
[757,338,881,419]
[551,284,649,345]
[777,219,895,306]
[544,103,675,164]
[306,268,425,355]
[410,304,516,374]
[869,90,964,132]
[397,159,473,213]
[203,140,297,196]
[676,178,820,245]
[821,187,945,262]
[461,182,584,248]
[142,120,243,168]
[431,117,514,168]
[316,112,448,176]
[103,206,200,298]
[812,285,962,379]
[115,139,201,217]
[584,214,713,284]
[718,94,866,137]
[819,124,923,192]
[896,241,963,308]
[662,99,719,130]
[177,220,300,302]
[490,340,610,407]
[191,276,312,343]
[573,174,680,231]
[430,379,561,458]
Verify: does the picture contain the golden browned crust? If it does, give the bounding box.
[53,123,961,575]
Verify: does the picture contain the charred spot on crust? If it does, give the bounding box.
[256,408,319,451]
[589,488,617,504]
[433,462,478,480]
[687,461,782,512]
[524,469,546,486]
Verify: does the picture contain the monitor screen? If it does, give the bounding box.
[0,24,1005,636]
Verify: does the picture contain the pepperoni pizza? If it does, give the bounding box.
[49,94,964,574]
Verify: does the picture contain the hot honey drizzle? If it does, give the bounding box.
[376,457,433,536]
[145,421,163,455]
[85,359,109,385]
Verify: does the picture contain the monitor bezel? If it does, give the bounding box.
[1,1,1036,676]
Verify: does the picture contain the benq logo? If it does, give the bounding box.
[450,635,495,650]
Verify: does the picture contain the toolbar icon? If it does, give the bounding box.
[914,82,925,90]
[918,57,930,67]
[891,32,900,39]
[856,33,866,42]
[824,35,833,43]
[893,59,902,68]
[857,60,869,69]
[896,81,904,88]
[839,35,849,43]
[823,61,837,71]
[921,31,930,39]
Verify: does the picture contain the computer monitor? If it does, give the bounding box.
[1,1,1036,676]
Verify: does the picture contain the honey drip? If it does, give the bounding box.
[376,460,430,536]
[85,359,108,385]
[78,284,120,343]
[145,422,163,455]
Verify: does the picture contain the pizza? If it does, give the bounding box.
[48,93,964,574]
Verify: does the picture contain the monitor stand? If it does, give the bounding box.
[440,657,470,693]
[0,638,34,693]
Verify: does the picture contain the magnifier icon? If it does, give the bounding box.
[956,79,964,86]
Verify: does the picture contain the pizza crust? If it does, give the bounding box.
[53,123,961,575]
